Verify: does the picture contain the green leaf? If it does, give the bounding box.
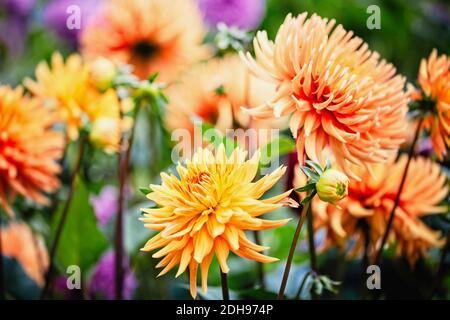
[294,182,316,193]
[300,190,316,205]
[194,120,238,154]
[148,72,159,83]
[259,135,295,167]
[2,256,41,299]
[300,166,320,182]
[305,160,323,175]
[51,177,108,272]
[139,187,152,195]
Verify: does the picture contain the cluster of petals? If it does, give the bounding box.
[241,13,409,179]
[140,145,296,298]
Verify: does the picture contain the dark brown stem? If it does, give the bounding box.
[295,270,312,299]
[41,137,86,299]
[429,230,450,298]
[0,212,5,300]
[115,107,139,300]
[277,199,311,299]
[374,116,424,265]
[306,201,318,299]
[253,230,265,290]
[220,270,230,300]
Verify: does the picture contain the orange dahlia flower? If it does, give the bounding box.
[24,53,127,152]
[413,49,450,159]
[1,222,49,285]
[241,13,409,179]
[81,0,210,82]
[166,55,286,153]
[295,156,448,265]
[0,86,64,216]
[140,144,296,298]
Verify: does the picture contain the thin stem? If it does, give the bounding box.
[115,107,139,300]
[295,271,312,299]
[277,199,311,300]
[253,230,265,290]
[306,201,318,300]
[374,116,424,265]
[41,136,86,299]
[0,211,4,300]
[429,230,450,299]
[220,270,230,300]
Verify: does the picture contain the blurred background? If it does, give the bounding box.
[0,0,449,300]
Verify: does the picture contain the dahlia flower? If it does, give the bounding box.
[0,222,49,285]
[198,0,266,30]
[413,49,450,159]
[241,13,409,179]
[295,156,448,265]
[81,0,210,82]
[0,86,64,215]
[166,55,286,153]
[140,144,296,298]
[24,53,127,152]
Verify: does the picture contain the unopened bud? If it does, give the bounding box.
[90,58,117,91]
[316,169,349,204]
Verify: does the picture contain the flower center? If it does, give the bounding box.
[132,41,160,60]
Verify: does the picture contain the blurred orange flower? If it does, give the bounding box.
[81,0,210,82]
[295,156,448,265]
[0,222,49,285]
[166,55,286,153]
[0,86,64,216]
[413,49,450,160]
[241,13,409,179]
[24,53,127,152]
[140,145,295,298]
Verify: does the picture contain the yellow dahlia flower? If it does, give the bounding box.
[241,13,409,179]
[413,49,450,159]
[0,86,64,216]
[140,145,296,298]
[24,53,127,152]
[295,156,448,265]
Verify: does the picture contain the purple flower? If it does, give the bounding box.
[89,250,137,300]
[0,0,35,17]
[198,0,266,30]
[0,0,35,56]
[43,0,101,47]
[417,137,434,157]
[90,185,118,227]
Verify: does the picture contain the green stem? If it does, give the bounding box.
[295,271,312,299]
[253,230,265,290]
[41,136,86,299]
[277,198,311,299]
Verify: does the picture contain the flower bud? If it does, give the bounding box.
[316,169,349,204]
[89,118,120,154]
[90,58,117,91]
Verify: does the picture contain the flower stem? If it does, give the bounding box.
[253,230,265,290]
[306,201,318,299]
[429,230,450,298]
[220,270,230,300]
[115,107,139,300]
[295,270,312,299]
[0,211,5,300]
[277,198,311,299]
[41,136,86,300]
[374,116,424,265]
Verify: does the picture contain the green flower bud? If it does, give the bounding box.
[316,169,349,204]
[90,58,117,91]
